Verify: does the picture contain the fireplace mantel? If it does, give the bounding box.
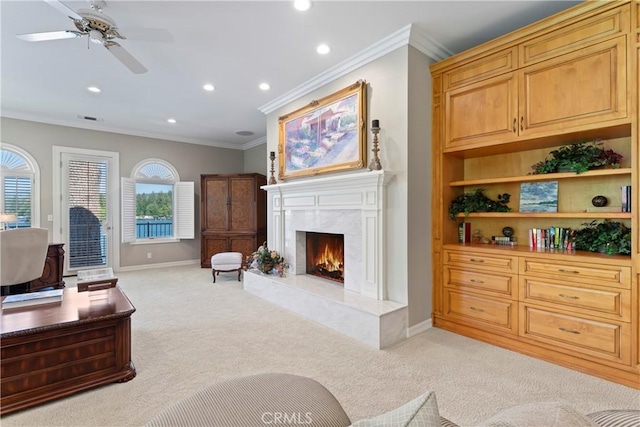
[263,170,393,300]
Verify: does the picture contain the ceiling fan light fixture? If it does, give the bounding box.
[89,29,103,44]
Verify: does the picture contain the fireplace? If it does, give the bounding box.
[306,232,344,284]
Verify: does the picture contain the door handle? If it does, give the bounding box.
[512,118,517,133]
[520,116,524,132]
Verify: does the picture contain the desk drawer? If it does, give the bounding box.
[520,277,630,321]
[520,258,630,288]
[445,267,516,298]
[445,250,518,273]
[520,304,630,365]
[444,290,516,334]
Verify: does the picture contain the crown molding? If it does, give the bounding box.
[258,23,451,115]
[0,110,246,150]
[241,136,267,150]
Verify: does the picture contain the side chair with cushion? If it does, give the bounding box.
[0,228,49,295]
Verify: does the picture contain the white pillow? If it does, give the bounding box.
[350,391,441,427]
[477,402,598,427]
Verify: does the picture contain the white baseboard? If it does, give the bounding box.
[407,318,432,338]
[116,259,199,272]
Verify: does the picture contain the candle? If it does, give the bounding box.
[372,119,379,128]
[270,151,275,158]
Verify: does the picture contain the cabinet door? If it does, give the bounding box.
[444,72,518,150]
[203,177,229,231]
[229,235,256,263]
[201,235,230,268]
[519,36,627,137]
[229,177,256,232]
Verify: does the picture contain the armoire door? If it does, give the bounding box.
[203,177,229,231]
[229,177,256,232]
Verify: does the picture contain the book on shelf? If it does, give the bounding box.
[529,227,573,250]
[491,236,518,246]
[2,289,63,309]
[621,185,632,212]
[458,222,471,243]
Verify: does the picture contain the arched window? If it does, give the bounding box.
[121,159,193,242]
[0,144,40,228]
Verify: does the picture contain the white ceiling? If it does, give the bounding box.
[1,0,582,150]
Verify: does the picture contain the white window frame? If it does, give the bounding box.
[122,158,194,244]
[0,143,40,227]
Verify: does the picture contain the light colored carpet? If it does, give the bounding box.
[2,265,638,427]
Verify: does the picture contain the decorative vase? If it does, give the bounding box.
[259,262,274,274]
[591,195,608,207]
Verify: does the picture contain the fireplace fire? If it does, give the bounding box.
[306,232,344,284]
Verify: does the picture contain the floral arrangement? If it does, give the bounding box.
[248,242,288,276]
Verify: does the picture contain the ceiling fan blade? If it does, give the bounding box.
[104,42,147,74]
[16,30,84,42]
[43,0,83,20]
[118,28,174,43]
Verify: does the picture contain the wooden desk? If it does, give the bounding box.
[0,287,136,415]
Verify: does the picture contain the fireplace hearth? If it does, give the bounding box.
[306,232,344,284]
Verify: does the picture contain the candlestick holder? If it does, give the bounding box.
[269,151,277,185]
[368,126,382,171]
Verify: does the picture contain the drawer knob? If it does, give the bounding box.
[559,327,581,334]
[559,293,579,300]
[470,258,485,263]
[470,306,484,312]
[558,269,579,274]
[470,279,485,284]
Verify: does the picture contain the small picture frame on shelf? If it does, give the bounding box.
[519,181,558,213]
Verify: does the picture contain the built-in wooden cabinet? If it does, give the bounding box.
[431,1,639,388]
[200,174,266,268]
[442,4,629,151]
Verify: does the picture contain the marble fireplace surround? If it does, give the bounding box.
[244,170,408,349]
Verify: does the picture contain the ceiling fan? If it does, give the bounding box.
[16,0,173,74]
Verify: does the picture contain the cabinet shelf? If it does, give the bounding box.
[449,168,631,187]
[454,212,631,219]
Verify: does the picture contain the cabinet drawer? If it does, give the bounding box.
[520,5,630,66]
[445,250,518,273]
[444,290,516,334]
[444,47,517,90]
[520,258,630,289]
[520,304,631,365]
[445,267,516,298]
[520,277,630,321]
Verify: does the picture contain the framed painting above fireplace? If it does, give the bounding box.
[278,80,367,180]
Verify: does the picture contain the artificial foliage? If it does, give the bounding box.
[248,242,289,275]
[530,141,623,174]
[448,189,511,220]
[571,220,631,255]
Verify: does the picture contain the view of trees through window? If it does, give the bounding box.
[136,183,173,238]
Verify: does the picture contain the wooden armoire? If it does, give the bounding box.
[200,174,267,268]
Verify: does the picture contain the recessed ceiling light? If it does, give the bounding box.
[87,86,101,93]
[203,84,215,91]
[167,118,177,124]
[259,83,270,91]
[316,44,330,55]
[293,0,311,11]
[235,130,254,136]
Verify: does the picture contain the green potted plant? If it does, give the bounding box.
[448,189,511,219]
[571,220,631,255]
[530,141,623,174]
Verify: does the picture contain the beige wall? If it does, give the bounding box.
[243,143,268,175]
[1,117,244,268]
[265,46,433,327]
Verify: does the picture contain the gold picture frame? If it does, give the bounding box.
[278,80,367,180]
